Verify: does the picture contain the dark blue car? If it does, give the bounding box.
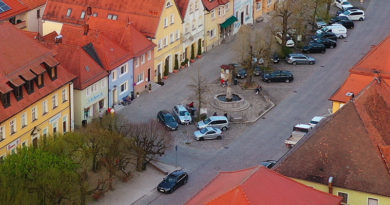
[157,170,188,193]
[157,110,178,131]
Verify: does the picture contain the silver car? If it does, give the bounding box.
[286,53,316,65]
[197,116,229,130]
[194,127,223,141]
[172,105,192,125]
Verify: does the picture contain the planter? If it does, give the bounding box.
[196,55,202,59]
[173,70,179,73]
[190,59,196,63]
[163,76,168,80]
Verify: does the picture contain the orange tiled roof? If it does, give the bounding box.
[186,166,342,205]
[20,0,47,9]
[329,73,374,103]
[201,0,229,11]
[43,0,167,38]
[0,22,75,122]
[87,17,155,57]
[0,0,29,20]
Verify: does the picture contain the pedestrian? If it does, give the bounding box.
[213,112,217,116]
[255,85,261,94]
[224,112,228,118]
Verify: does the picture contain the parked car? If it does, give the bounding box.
[285,124,312,148]
[271,53,280,63]
[197,116,229,131]
[311,38,337,48]
[303,42,326,53]
[312,32,338,41]
[262,70,294,83]
[253,66,263,76]
[336,6,361,15]
[194,127,223,141]
[286,53,316,65]
[316,24,347,38]
[260,160,277,168]
[172,105,192,125]
[316,18,327,29]
[309,116,326,127]
[275,32,295,48]
[337,1,353,10]
[157,110,178,131]
[236,68,247,79]
[157,170,188,193]
[333,19,354,29]
[339,9,365,21]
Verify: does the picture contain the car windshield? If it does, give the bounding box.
[166,176,176,183]
[179,111,189,116]
[203,118,211,124]
[164,115,176,122]
[343,10,351,15]
[310,120,318,124]
[200,128,208,134]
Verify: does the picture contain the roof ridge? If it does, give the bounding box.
[240,166,260,185]
[377,145,390,177]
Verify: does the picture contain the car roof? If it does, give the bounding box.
[175,104,188,111]
[208,116,228,121]
[289,53,305,57]
[169,170,186,177]
[294,124,312,129]
[160,110,172,116]
[311,116,325,122]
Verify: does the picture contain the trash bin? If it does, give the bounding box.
[234,78,238,85]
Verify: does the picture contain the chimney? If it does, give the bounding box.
[83,24,89,35]
[87,7,92,16]
[328,176,333,194]
[55,35,63,44]
[346,92,354,101]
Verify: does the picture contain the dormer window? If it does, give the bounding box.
[80,11,86,19]
[0,92,10,108]
[24,80,34,94]
[36,74,44,88]
[66,8,72,17]
[14,86,23,101]
[47,66,57,80]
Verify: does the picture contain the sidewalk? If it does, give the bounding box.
[91,162,178,205]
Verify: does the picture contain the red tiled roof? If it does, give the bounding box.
[20,0,47,9]
[22,30,38,39]
[60,23,131,71]
[201,0,229,11]
[0,22,75,122]
[187,166,342,205]
[276,80,390,197]
[87,17,155,57]
[0,0,29,20]
[175,0,189,19]
[43,0,167,38]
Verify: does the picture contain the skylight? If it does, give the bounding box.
[0,0,11,14]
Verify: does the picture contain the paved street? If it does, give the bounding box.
[120,0,390,204]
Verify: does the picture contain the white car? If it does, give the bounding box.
[316,24,347,39]
[339,9,365,21]
[337,1,353,10]
[275,32,295,48]
[334,0,348,9]
[172,105,192,125]
[309,116,325,127]
[194,127,223,141]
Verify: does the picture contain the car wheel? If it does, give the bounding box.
[199,137,204,141]
[285,79,290,83]
[184,178,188,184]
[321,49,326,54]
[292,61,297,65]
[216,136,222,140]
[266,79,271,83]
[221,127,227,131]
[359,17,364,21]
[309,61,314,65]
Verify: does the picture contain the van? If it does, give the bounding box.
[316,24,347,38]
[197,116,229,131]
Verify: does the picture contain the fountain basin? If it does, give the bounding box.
[211,93,250,112]
[216,94,241,102]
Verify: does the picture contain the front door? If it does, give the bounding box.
[241,12,244,25]
[113,89,118,105]
[147,68,151,82]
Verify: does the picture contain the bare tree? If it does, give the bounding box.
[187,67,209,120]
[123,120,173,171]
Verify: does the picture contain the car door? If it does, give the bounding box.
[206,130,216,139]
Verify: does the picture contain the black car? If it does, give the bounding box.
[271,53,280,64]
[157,110,178,131]
[311,38,337,48]
[303,42,326,53]
[262,70,294,83]
[157,170,188,193]
[236,68,247,79]
[312,32,338,41]
[253,66,263,76]
[330,16,354,29]
[260,160,277,168]
[330,15,349,24]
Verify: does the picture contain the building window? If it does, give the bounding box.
[368,198,378,205]
[147,50,152,60]
[42,127,48,136]
[170,14,174,24]
[210,29,215,38]
[170,33,174,43]
[246,5,249,15]
[62,88,68,103]
[22,112,27,128]
[120,65,128,75]
[218,7,221,16]
[1,92,10,108]
[0,126,5,141]
[338,192,348,204]
[53,121,58,134]
[80,11,86,19]
[257,2,262,10]
[107,14,118,20]
[141,54,146,64]
[43,100,48,115]
[176,30,180,40]
[158,39,162,50]
[32,106,38,121]
[211,10,215,18]
[14,86,23,101]
[112,70,117,81]
[99,99,104,110]
[137,73,144,83]
[120,81,128,94]
[48,66,57,80]
[164,17,168,27]
[10,119,16,135]
[36,74,44,88]
[163,37,167,47]
[25,80,34,94]
[52,94,58,109]
[135,57,140,67]
[226,3,229,11]
[62,116,67,133]
[66,8,72,17]
[37,9,40,18]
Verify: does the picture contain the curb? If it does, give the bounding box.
[232,94,275,124]
[149,160,169,175]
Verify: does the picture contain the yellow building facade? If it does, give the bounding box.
[152,0,183,81]
[203,0,234,52]
[294,178,389,205]
[332,101,344,113]
[0,84,72,158]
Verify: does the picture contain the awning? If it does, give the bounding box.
[221,16,238,29]
[20,70,36,81]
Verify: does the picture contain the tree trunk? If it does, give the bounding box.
[326,0,331,19]
[136,155,146,172]
[312,1,318,31]
[282,12,288,47]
